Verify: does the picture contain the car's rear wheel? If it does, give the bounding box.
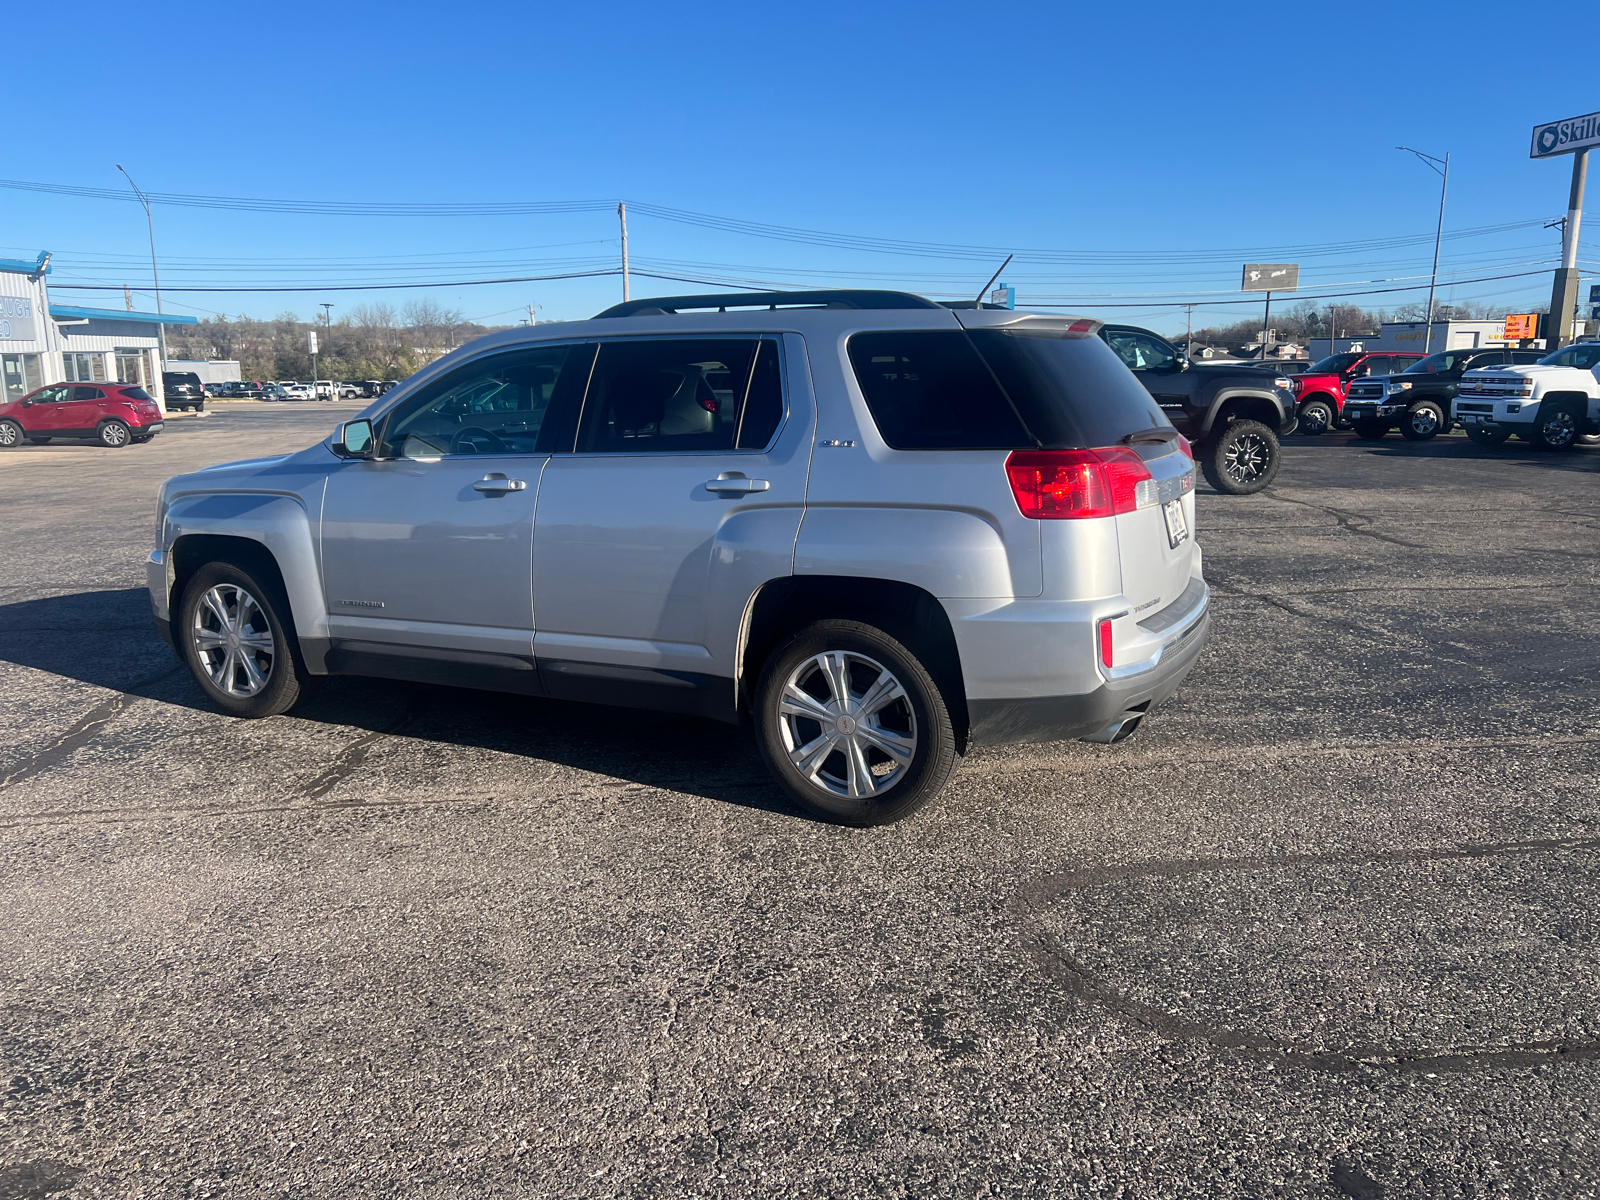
[1531,402,1582,451]
[179,562,315,718]
[754,620,956,826]
[1400,400,1446,441]
[0,419,22,449]
[1297,398,1334,436]
[1465,426,1509,447]
[1201,419,1280,495]
[97,419,131,448]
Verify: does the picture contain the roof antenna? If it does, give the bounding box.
[974,254,1013,307]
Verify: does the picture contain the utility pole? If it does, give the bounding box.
[116,164,169,397]
[320,302,334,327]
[618,201,630,302]
[1397,146,1449,354]
[527,304,536,327]
[1548,148,1588,349]
[1184,304,1194,352]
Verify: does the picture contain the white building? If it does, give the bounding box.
[0,253,197,410]
[1308,320,1523,361]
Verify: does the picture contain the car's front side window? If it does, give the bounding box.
[1105,332,1175,372]
[379,343,581,459]
[574,338,784,454]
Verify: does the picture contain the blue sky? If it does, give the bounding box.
[3,0,1593,335]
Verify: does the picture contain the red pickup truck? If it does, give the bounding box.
[1292,350,1425,435]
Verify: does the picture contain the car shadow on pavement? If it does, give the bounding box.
[0,587,804,820]
[1291,434,1600,469]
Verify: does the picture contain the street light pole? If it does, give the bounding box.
[1397,146,1449,354]
[115,165,169,384]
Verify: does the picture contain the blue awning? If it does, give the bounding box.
[50,305,198,326]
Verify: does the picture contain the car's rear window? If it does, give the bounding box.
[122,387,155,401]
[846,328,1168,450]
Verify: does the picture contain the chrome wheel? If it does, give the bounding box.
[1223,432,1272,483]
[191,584,276,697]
[1540,410,1577,448]
[1408,408,1440,436]
[1299,402,1331,435]
[777,650,917,799]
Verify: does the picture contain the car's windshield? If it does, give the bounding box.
[1403,352,1475,374]
[1537,343,1600,369]
[1307,352,1361,374]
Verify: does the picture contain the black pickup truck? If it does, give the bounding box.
[1098,324,1300,494]
[1341,347,1546,439]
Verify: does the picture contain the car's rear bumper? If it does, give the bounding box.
[966,608,1209,745]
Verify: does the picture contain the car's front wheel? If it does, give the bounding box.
[754,620,957,826]
[1200,419,1280,495]
[1297,398,1334,436]
[179,562,315,717]
[0,419,24,449]
[1400,400,1446,441]
[1531,401,1582,451]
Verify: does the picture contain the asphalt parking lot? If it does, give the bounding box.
[2,404,1598,1199]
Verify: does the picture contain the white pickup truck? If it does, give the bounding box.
[1456,341,1600,449]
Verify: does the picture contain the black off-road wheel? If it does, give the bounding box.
[1465,426,1509,448]
[1531,401,1582,451]
[1400,400,1446,441]
[1200,419,1280,495]
[754,620,957,826]
[178,561,317,718]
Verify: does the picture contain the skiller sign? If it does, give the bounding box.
[1530,111,1600,158]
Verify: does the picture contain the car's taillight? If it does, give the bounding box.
[1176,434,1193,462]
[1097,617,1114,668]
[1004,448,1155,519]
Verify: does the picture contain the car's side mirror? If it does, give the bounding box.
[333,418,374,459]
[1174,352,1190,371]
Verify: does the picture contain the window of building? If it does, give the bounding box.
[2,353,42,403]
[114,349,149,387]
[63,352,106,383]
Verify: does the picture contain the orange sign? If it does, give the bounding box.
[1504,313,1539,340]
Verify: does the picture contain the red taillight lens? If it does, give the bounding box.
[1005,448,1153,519]
[1098,617,1114,668]
[1176,434,1193,462]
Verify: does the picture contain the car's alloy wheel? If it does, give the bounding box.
[1533,406,1579,450]
[98,419,130,448]
[777,649,917,800]
[192,583,277,698]
[1401,401,1444,441]
[1201,419,1280,495]
[1298,399,1333,436]
[755,620,956,826]
[0,419,22,448]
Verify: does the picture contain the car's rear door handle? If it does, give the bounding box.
[704,474,770,494]
[473,475,526,493]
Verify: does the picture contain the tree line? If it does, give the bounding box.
[1185,298,1542,351]
[162,299,510,381]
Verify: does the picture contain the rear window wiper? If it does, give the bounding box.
[1121,428,1181,448]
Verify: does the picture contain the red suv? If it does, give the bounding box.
[0,382,166,449]
[1292,350,1425,435]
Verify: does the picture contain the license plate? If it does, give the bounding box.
[1162,499,1189,548]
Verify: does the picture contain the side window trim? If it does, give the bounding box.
[564,334,789,457]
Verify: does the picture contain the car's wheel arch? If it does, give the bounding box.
[738,575,969,751]
[1201,390,1285,437]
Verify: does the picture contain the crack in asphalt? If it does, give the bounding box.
[1013,834,1600,1075]
[1264,495,1432,549]
[0,667,185,789]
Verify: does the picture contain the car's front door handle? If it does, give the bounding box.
[473,476,527,493]
[704,475,770,494]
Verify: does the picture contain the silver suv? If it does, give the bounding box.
[147,290,1210,825]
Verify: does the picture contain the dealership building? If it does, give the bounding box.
[0,253,196,409]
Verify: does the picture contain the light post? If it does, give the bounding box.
[115,165,169,386]
[1397,146,1449,354]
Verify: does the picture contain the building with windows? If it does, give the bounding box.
[0,253,196,409]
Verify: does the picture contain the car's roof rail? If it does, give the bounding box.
[593,289,944,318]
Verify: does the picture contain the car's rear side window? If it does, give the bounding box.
[847,331,1033,449]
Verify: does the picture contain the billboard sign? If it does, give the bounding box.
[1242,263,1299,292]
[1504,313,1539,341]
[1530,111,1600,159]
[0,295,37,342]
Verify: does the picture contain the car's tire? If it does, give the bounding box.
[1352,417,1389,439]
[0,419,23,449]
[754,619,957,826]
[1530,401,1582,451]
[1400,400,1446,441]
[97,419,131,448]
[1465,426,1509,447]
[1200,419,1280,495]
[178,561,315,718]
[1297,398,1334,436]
